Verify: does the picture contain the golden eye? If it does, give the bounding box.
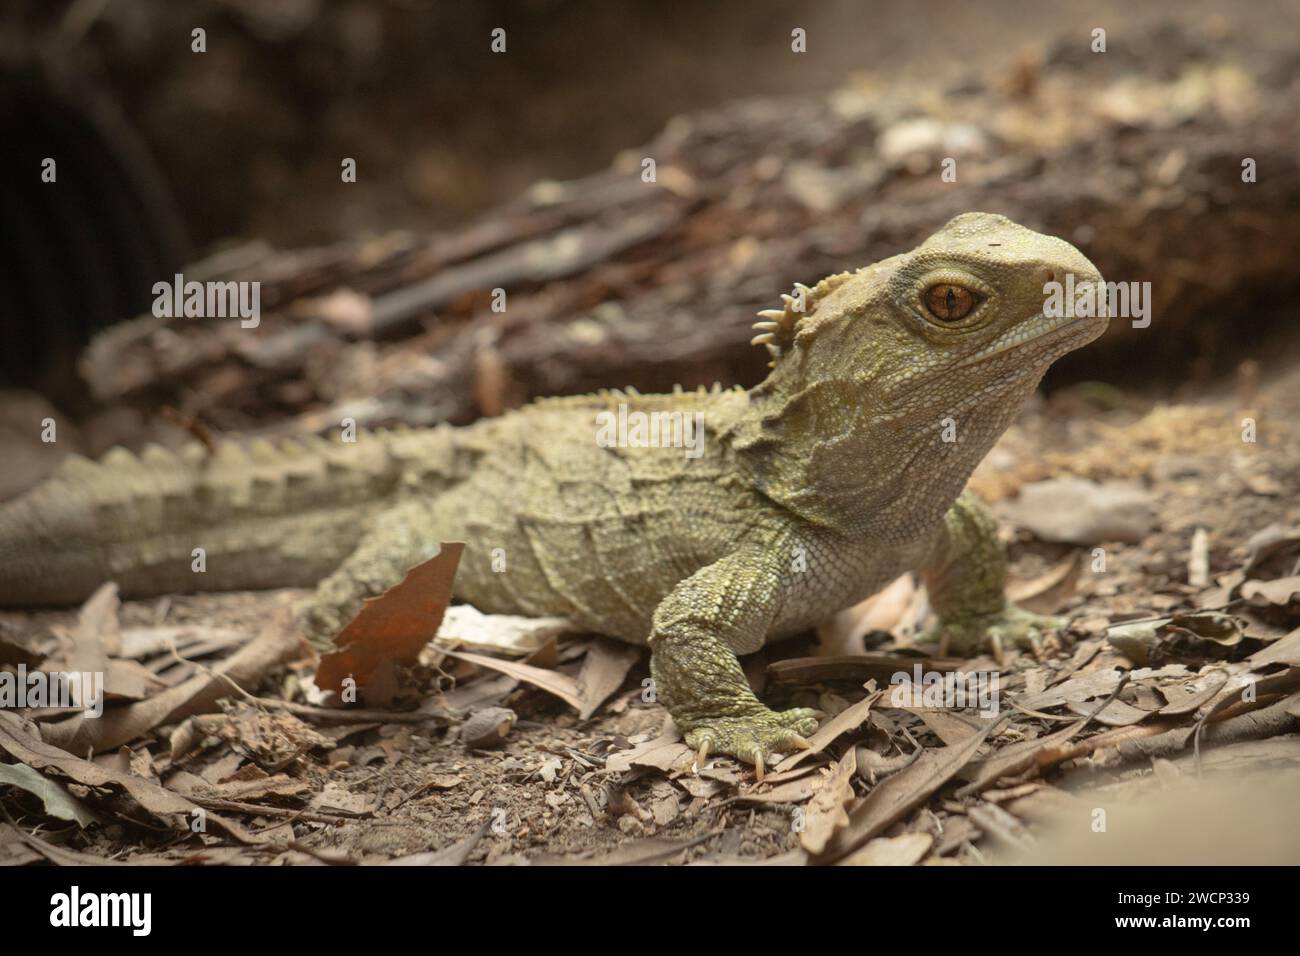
[924,283,979,322]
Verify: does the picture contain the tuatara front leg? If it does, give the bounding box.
[648,549,817,779]
[918,490,1064,660]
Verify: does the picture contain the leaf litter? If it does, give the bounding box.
[5,368,1300,866]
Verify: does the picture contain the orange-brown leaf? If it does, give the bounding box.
[316,542,464,694]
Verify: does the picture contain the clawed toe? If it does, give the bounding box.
[989,630,1005,666]
[682,707,823,777]
[927,604,1064,660]
[694,738,711,773]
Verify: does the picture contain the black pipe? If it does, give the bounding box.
[0,44,189,395]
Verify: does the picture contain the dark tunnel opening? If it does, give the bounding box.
[0,49,189,403]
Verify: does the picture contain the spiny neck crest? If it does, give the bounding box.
[750,269,857,367]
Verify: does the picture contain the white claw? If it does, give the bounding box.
[990,631,1005,666]
[695,740,710,774]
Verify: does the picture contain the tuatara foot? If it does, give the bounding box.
[923,603,1064,662]
[683,708,818,780]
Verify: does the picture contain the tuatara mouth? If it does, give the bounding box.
[954,309,1107,370]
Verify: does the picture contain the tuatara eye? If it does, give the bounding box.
[924,283,979,322]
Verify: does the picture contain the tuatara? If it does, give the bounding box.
[0,213,1107,772]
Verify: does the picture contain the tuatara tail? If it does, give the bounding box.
[0,434,412,608]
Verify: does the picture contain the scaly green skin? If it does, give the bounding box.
[0,213,1106,769]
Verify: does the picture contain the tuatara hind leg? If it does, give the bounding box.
[918,490,1065,661]
[296,498,441,648]
[648,550,818,777]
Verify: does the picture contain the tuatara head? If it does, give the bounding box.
[736,213,1108,537]
[879,211,1107,383]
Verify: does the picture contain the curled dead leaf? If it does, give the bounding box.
[316,542,464,697]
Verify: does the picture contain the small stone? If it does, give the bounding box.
[461,706,516,750]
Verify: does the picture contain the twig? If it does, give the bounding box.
[166,643,450,724]
[185,796,361,824]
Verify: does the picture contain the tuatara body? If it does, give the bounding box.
[0,213,1106,770]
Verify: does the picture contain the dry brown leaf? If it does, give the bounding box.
[1242,575,1300,607]
[574,639,642,719]
[0,710,266,844]
[676,775,725,800]
[1250,627,1300,667]
[1196,666,1300,725]
[102,659,167,702]
[737,775,824,804]
[1156,671,1232,715]
[817,718,1000,862]
[982,782,1046,803]
[854,745,921,784]
[605,728,693,775]
[774,689,879,773]
[1014,667,1126,712]
[957,716,1090,797]
[189,708,331,771]
[444,633,627,717]
[769,654,964,685]
[316,542,463,695]
[1108,611,1245,665]
[39,610,302,755]
[800,748,857,854]
[61,583,115,707]
[1065,696,1153,726]
[903,707,990,746]
[167,770,309,802]
[311,783,374,815]
[754,761,824,786]
[650,785,681,826]
[118,625,251,661]
[838,831,933,866]
[1,823,128,866]
[442,648,584,711]
[440,672,518,712]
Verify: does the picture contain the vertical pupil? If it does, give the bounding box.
[945,287,957,314]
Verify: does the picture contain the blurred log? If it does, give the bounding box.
[78,22,1300,434]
